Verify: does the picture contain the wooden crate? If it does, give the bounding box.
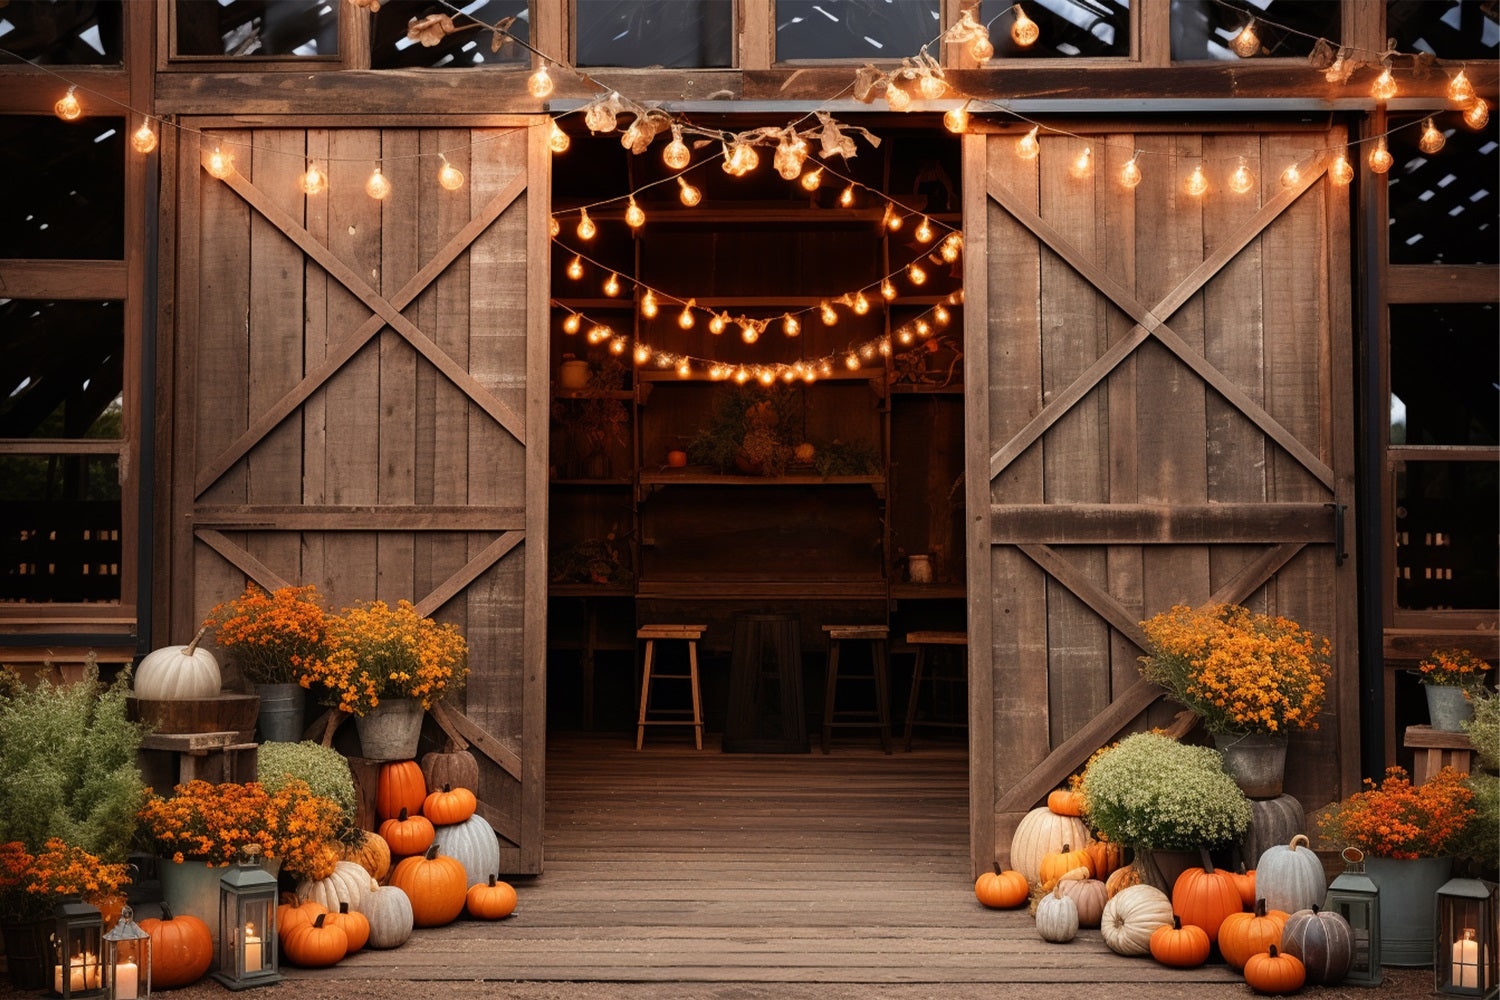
[138,731,258,789]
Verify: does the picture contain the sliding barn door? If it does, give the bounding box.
[962,126,1359,875]
[168,121,549,873]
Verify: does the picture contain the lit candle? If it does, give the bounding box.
[54,954,90,993]
[1453,927,1479,989]
[115,958,138,999]
[245,923,263,972]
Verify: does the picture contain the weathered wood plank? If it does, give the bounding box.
[193,505,525,530]
[0,260,128,299]
[989,502,1336,542]
[377,127,420,606]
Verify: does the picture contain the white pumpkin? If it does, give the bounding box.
[432,813,500,890]
[134,625,221,700]
[1009,806,1091,887]
[1101,884,1174,956]
[1255,833,1326,914]
[363,884,414,950]
[1036,877,1081,943]
[295,860,375,915]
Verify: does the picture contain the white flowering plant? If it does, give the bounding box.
[1080,731,1252,851]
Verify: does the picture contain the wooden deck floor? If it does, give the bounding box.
[301,733,1240,985]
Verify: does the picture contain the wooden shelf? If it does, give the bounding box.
[550,478,633,487]
[636,580,888,599]
[639,469,883,487]
[890,583,966,600]
[638,368,885,384]
[551,298,633,310]
[548,583,636,597]
[551,389,635,401]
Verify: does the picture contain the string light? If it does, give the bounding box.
[678,298,696,329]
[918,70,947,101]
[1011,7,1040,47]
[740,321,759,344]
[1186,164,1209,197]
[1016,126,1040,160]
[782,313,800,337]
[907,262,927,285]
[1121,153,1143,189]
[1330,150,1355,185]
[131,119,158,154]
[820,300,838,325]
[566,255,584,280]
[206,146,235,179]
[1418,118,1447,155]
[853,291,871,314]
[723,140,759,176]
[300,162,327,196]
[885,205,903,232]
[677,358,691,377]
[365,166,391,199]
[1464,98,1489,130]
[970,28,994,63]
[886,83,912,112]
[933,305,950,326]
[709,311,728,335]
[1371,66,1398,102]
[774,132,808,179]
[437,156,464,191]
[528,64,554,99]
[634,343,651,364]
[840,184,855,208]
[914,216,934,243]
[1230,20,1260,58]
[587,324,610,344]
[677,176,701,206]
[641,289,659,318]
[604,272,621,296]
[549,217,561,238]
[625,196,646,229]
[939,232,963,262]
[1368,136,1393,174]
[548,120,571,154]
[1228,158,1255,194]
[663,125,690,170]
[1279,163,1302,189]
[562,312,581,334]
[1070,146,1093,179]
[845,353,861,371]
[943,100,971,135]
[800,166,824,192]
[584,93,620,133]
[881,278,897,300]
[1448,70,1475,105]
[54,85,81,121]
[576,208,596,240]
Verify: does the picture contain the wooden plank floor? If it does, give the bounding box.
[300,733,1239,985]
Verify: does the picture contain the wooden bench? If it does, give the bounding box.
[139,731,258,787]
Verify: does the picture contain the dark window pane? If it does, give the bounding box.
[979,0,1130,58]
[1390,304,1499,447]
[776,0,940,61]
[0,462,121,604]
[1388,114,1498,265]
[1170,0,1338,60]
[0,0,122,64]
[0,117,123,259]
[1,300,124,440]
[1394,460,1499,611]
[1387,0,1499,60]
[576,0,732,68]
[175,0,338,56]
[372,1,529,68]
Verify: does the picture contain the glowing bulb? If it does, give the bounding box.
[918,72,947,101]
[54,86,81,121]
[970,33,994,64]
[944,101,970,134]
[734,367,750,384]
[1279,163,1302,189]
[1070,146,1093,179]
[783,313,800,337]
[634,344,651,364]
[800,167,823,192]
[549,120,571,154]
[1368,137,1393,174]
[625,197,645,229]
[820,300,838,326]
[1230,20,1260,58]
[774,133,808,180]
[840,184,855,208]
[206,146,235,180]
[576,208,596,240]
[884,205,903,232]
[907,263,927,286]
[740,322,759,344]
[1465,97,1490,129]
[1121,155,1142,189]
[132,120,158,154]
[934,305,950,326]
[881,279,897,300]
[709,311,727,335]
[677,177,701,207]
[1016,126,1040,160]
[898,328,914,346]
[663,126,690,170]
[845,353,861,371]
[549,217,560,238]
[365,167,391,199]
[1449,70,1475,105]
[758,369,777,386]
[566,255,584,280]
[915,319,931,338]
[604,272,621,297]
[528,64,554,99]
[562,313,581,334]
[879,339,892,357]
[587,324,609,344]
[940,232,964,261]
[1371,67,1397,103]
[438,157,464,191]
[853,292,870,315]
[915,216,934,243]
[722,141,759,176]
[677,359,691,377]
[1229,158,1255,194]
[300,163,327,196]
[678,298,696,329]
[886,83,912,112]
[584,93,619,133]
[1330,151,1355,185]
[641,290,659,318]
[1418,118,1446,155]
[1186,164,1209,197]
[1012,7,1040,47]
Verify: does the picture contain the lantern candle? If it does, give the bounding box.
[114,958,138,1000]
[1453,928,1479,989]
[244,924,263,972]
[55,951,101,993]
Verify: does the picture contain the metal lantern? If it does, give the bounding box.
[1435,877,1498,997]
[102,905,150,1000]
[1325,846,1382,986]
[51,900,104,998]
[211,847,281,991]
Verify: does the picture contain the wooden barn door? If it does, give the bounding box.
[167,120,549,873]
[962,125,1359,875]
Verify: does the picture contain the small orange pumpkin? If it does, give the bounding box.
[342,829,392,882]
[375,759,427,821]
[137,903,213,988]
[1219,898,1289,972]
[1038,843,1091,886]
[1083,837,1125,880]
[389,844,468,927]
[1046,788,1084,816]
[1105,860,1143,897]
[1171,850,1243,941]
[466,874,518,920]
[379,806,436,858]
[1150,915,1212,968]
[422,783,478,826]
[275,897,328,941]
[282,912,348,968]
[1245,944,1307,995]
[1230,864,1257,910]
[974,867,1029,909]
[323,901,370,954]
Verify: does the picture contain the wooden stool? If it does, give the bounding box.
[820,625,892,754]
[903,630,968,750]
[1404,725,1475,784]
[636,625,706,750]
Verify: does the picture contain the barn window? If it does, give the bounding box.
[1385,0,1499,60]
[774,0,939,61]
[0,0,122,64]
[575,0,734,67]
[372,1,530,68]
[1170,0,1339,61]
[173,0,339,57]
[976,0,1131,58]
[1388,114,1498,266]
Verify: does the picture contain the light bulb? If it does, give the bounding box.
[918,72,947,101]
[915,319,931,337]
[1011,8,1040,47]
[740,322,759,344]
[587,324,609,344]
[915,216,934,243]
[641,290,659,318]
[1419,118,1446,155]
[576,208,596,240]
[886,83,912,112]
[132,120,158,154]
[940,232,964,261]
[677,359,691,377]
[528,64,554,99]
[1465,97,1490,129]
[678,298,696,329]
[898,328,915,346]
[943,102,970,134]
[1016,126,1040,160]
[709,312,727,335]
[1070,146,1093,179]
[677,177,701,206]
[774,133,808,180]
[1186,164,1209,197]
[549,120,571,154]
[783,313,800,337]
[881,278,897,300]
[625,197,645,229]
[884,204,903,232]
[759,369,777,386]
[562,312,581,334]
[663,126,690,170]
[1330,151,1355,185]
[206,146,235,179]
[1121,155,1142,189]
[800,167,823,192]
[1368,137,1393,174]
[1279,163,1302,189]
[54,86,81,121]
[970,33,994,64]
[820,300,838,325]
[604,272,621,296]
[840,184,855,208]
[438,157,464,191]
[634,344,651,364]
[566,255,584,280]
[934,305,950,326]
[1449,70,1475,105]
[584,94,619,133]
[845,353,861,371]
[300,163,327,196]
[733,367,750,384]
[1371,67,1397,103]
[879,339,892,357]
[1229,158,1254,194]
[853,292,870,315]
[620,118,651,153]
[549,217,560,238]
[722,141,759,176]
[365,167,391,199]
[1230,20,1259,58]
[907,263,927,285]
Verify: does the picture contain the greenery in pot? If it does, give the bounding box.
[686,384,801,474]
[1416,647,1492,690]
[1080,731,1252,851]
[258,740,363,848]
[1458,688,1498,877]
[206,582,331,686]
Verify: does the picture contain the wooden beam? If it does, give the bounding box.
[1209,543,1308,606]
[1015,544,1151,651]
[414,531,523,618]
[1386,265,1500,304]
[0,260,127,299]
[429,701,523,783]
[193,505,526,531]
[193,528,291,592]
[989,503,1335,543]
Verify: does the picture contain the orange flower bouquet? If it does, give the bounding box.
[0,839,132,922]
[1139,603,1331,736]
[205,583,331,686]
[320,599,469,717]
[136,779,342,881]
[1317,766,1476,859]
[1418,648,1493,690]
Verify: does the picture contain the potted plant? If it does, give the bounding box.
[257,740,363,848]
[1079,731,1252,890]
[1415,648,1492,732]
[1138,603,1330,798]
[1458,689,1499,881]
[206,583,332,741]
[0,839,133,990]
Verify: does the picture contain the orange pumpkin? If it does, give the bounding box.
[376,759,427,821]
[1105,860,1143,897]
[324,901,370,954]
[422,783,478,826]
[379,806,436,858]
[1231,864,1257,910]
[1245,944,1307,995]
[466,875,518,920]
[282,912,348,968]
[1219,898,1289,972]
[390,844,468,927]
[1047,789,1084,816]
[1171,851,1243,941]
[1084,838,1125,880]
[138,903,213,988]
[275,897,328,941]
[1150,915,1212,968]
[1038,843,1091,886]
[974,867,1029,909]
[342,829,392,882]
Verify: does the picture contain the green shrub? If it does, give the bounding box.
[1081,731,1251,851]
[257,740,362,846]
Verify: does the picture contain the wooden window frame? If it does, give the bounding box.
[157,0,372,72]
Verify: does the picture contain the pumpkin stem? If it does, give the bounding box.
[1173,914,1183,929]
[160,902,175,921]
[442,783,453,793]
[1267,944,1280,958]
[1254,898,1267,917]
[992,862,1002,876]
[184,623,211,656]
[397,807,409,821]
[424,844,441,860]
[488,874,498,888]
[1289,833,1310,850]
[339,902,350,914]
[1198,847,1215,874]
[312,913,328,928]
